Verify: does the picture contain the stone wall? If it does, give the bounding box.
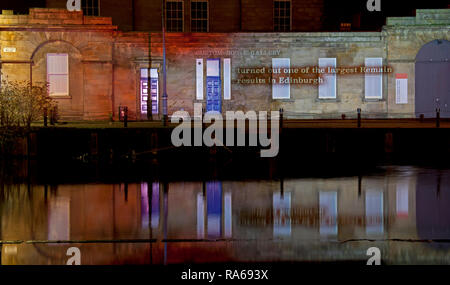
[0,8,117,120]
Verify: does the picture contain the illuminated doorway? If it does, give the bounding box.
[140,68,159,119]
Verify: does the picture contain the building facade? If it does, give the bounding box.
[0,7,449,120]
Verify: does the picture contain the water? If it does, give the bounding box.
[0,165,449,265]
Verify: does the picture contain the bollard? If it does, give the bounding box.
[43,108,48,127]
[49,108,55,126]
[357,108,361,128]
[436,108,440,128]
[279,108,284,131]
[124,106,128,128]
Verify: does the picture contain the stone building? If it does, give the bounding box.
[0,7,448,121]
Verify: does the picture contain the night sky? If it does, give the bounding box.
[0,0,448,30]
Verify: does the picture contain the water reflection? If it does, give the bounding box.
[1,166,450,265]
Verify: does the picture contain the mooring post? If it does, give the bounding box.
[49,108,55,126]
[358,175,362,197]
[357,108,361,128]
[124,106,128,128]
[436,108,440,128]
[279,108,284,131]
[43,108,48,127]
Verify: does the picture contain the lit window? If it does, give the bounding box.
[274,0,291,32]
[47,54,69,96]
[166,0,184,32]
[365,58,383,99]
[82,0,100,16]
[191,0,208,32]
[318,58,336,99]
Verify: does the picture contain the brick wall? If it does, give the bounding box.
[241,0,274,32]
[292,0,324,31]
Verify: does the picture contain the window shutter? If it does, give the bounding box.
[272,58,290,99]
[365,58,383,99]
[196,59,204,100]
[223,58,231,100]
[318,58,336,99]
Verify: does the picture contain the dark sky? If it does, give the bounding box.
[0,0,46,14]
[323,0,449,30]
[0,0,448,30]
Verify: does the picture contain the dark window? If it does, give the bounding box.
[274,0,291,32]
[166,0,184,32]
[82,0,100,16]
[191,0,208,32]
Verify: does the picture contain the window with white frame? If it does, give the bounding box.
[47,54,69,96]
[272,58,290,99]
[166,0,184,32]
[365,58,383,99]
[274,0,291,32]
[318,58,336,99]
[82,0,100,16]
[191,0,208,32]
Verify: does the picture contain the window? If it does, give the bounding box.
[47,54,69,96]
[166,0,184,32]
[272,58,290,99]
[365,58,383,99]
[318,58,336,99]
[82,0,100,16]
[191,0,208,32]
[274,0,291,32]
[140,68,159,115]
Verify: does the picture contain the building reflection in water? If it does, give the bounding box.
[365,190,384,236]
[319,191,338,238]
[273,192,291,237]
[1,167,450,265]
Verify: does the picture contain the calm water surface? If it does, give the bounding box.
[0,165,449,265]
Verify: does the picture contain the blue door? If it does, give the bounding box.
[206,58,221,113]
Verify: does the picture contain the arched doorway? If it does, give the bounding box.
[415,40,450,118]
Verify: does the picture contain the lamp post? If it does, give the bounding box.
[162,0,168,126]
